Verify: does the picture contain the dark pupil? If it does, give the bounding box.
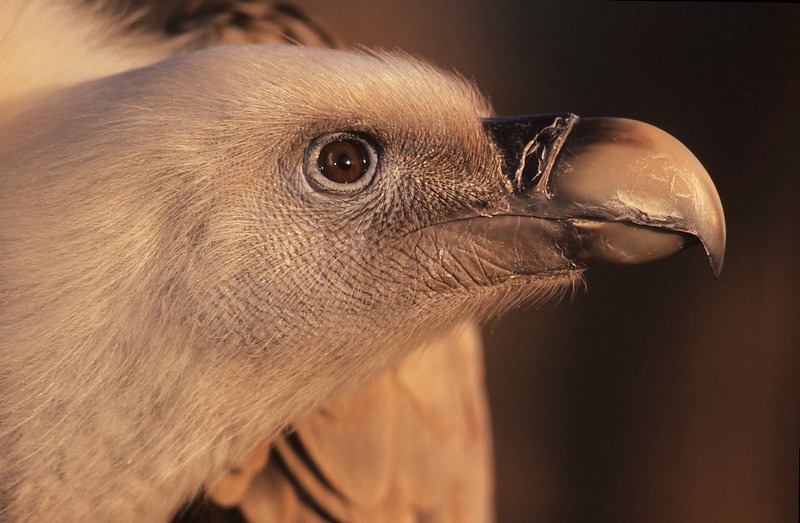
[318,140,368,184]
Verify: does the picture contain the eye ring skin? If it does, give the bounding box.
[303,132,380,194]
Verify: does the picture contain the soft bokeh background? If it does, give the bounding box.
[140,1,798,520]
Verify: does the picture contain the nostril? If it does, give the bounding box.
[482,114,578,195]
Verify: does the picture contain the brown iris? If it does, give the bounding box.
[317,140,369,184]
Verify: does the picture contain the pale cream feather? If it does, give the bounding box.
[0,2,573,521]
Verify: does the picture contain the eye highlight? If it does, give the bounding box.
[304,132,379,193]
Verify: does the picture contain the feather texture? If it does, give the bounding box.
[1,3,722,522]
[1,2,514,521]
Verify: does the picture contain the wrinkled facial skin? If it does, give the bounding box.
[2,46,558,408]
[164,47,575,358]
[201,117,515,349]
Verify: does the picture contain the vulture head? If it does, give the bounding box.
[0,3,725,521]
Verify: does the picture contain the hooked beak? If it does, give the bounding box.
[483,114,726,277]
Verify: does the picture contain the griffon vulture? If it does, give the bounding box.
[0,1,725,521]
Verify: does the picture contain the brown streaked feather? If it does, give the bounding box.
[237,322,493,523]
[166,0,344,49]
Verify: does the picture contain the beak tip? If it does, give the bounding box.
[698,192,727,279]
[706,236,726,279]
[710,253,724,279]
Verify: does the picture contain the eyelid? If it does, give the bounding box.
[303,132,380,194]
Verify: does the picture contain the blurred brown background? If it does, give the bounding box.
[139,1,798,520]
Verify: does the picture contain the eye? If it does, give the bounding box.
[319,140,367,183]
[304,132,379,193]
